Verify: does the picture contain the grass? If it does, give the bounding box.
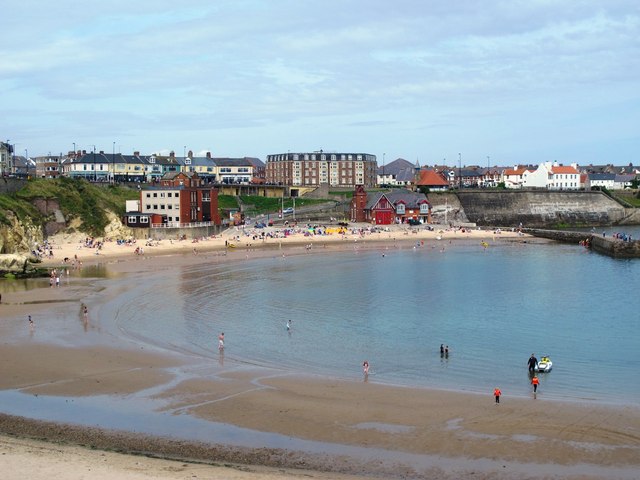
[0,193,42,226]
[13,178,140,235]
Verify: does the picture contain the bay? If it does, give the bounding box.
[105,238,640,405]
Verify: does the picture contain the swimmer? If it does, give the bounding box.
[362,360,369,376]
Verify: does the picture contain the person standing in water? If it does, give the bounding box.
[286,320,291,332]
[362,360,369,376]
[531,375,540,393]
[218,332,225,351]
[494,387,501,404]
[527,353,538,373]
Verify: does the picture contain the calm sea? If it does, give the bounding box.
[103,234,640,406]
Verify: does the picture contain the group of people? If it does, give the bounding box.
[496,353,545,403]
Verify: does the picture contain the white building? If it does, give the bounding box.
[523,162,580,190]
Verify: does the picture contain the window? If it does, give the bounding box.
[153,192,158,198]
[140,216,149,224]
[128,216,137,224]
[396,204,406,214]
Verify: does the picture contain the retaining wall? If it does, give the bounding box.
[457,190,628,227]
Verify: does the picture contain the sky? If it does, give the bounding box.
[2,0,639,167]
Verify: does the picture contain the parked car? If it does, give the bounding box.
[282,207,294,214]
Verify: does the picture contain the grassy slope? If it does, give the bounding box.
[10,178,140,235]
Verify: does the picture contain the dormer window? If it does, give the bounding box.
[149,156,156,164]
[185,158,191,165]
[396,204,406,214]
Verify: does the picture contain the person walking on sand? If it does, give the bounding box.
[527,353,538,373]
[531,375,540,393]
[218,332,225,351]
[494,387,501,404]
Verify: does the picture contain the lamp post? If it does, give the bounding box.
[382,152,385,186]
[458,153,462,189]
[89,145,96,182]
[112,141,115,184]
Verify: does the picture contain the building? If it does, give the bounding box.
[213,157,254,184]
[415,169,449,191]
[503,166,534,189]
[377,158,416,187]
[34,155,63,178]
[266,151,377,188]
[139,172,221,226]
[522,162,580,190]
[351,187,431,225]
[0,141,13,176]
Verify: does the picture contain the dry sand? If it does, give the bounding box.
[1,224,639,479]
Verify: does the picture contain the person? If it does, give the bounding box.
[494,387,501,404]
[531,375,540,393]
[445,345,449,357]
[28,315,34,331]
[440,344,444,356]
[362,360,369,376]
[527,353,538,373]
[218,332,225,351]
[83,305,88,320]
[286,320,291,332]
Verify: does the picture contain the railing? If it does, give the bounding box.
[151,221,217,229]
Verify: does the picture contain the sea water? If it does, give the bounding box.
[105,239,640,405]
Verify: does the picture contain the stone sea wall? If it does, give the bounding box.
[526,228,640,258]
[456,190,630,227]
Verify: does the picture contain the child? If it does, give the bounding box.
[494,387,501,404]
[531,375,539,393]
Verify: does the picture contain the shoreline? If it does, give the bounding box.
[2,227,639,479]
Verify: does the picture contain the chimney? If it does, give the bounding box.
[206,151,211,158]
[188,150,193,158]
[134,151,140,156]
[170,151,175,158]
[82,150,87,155]
[99,150,104,154]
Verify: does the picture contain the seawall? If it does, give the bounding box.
[526,228,640,259]
[456,190,632,227]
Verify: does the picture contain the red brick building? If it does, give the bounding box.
[140,172,221,226]
[351,187,431,225]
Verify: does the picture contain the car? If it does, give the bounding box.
[407,218,421,226]
[282,207,294,214]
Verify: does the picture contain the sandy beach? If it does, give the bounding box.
[1,224,639,479]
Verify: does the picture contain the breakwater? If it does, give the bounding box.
[526,228,640,258]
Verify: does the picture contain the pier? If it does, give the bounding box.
[525,229,640,259]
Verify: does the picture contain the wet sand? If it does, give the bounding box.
[1,227,639,479]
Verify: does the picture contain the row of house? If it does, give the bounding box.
[381,158,639,191]
[2,140,638,191]
[0,147,265,185]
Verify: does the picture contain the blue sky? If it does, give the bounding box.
[2,0,639,166]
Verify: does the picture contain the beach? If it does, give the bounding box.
[1,224,639,479]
